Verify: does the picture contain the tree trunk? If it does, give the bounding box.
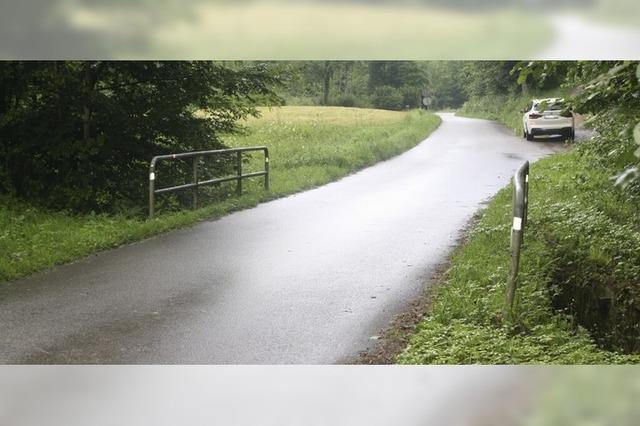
[322,61,332,106]
[339,62,353,95]
[81,62,100,142]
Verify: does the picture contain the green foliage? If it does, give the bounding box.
[275,60,573,112]
[0,61,279,212]
[422,61,467,109]
[406,61,640,363]
[371,86,405,111]
[368,61,427,91]
[400,107,640,364]
[513,61,574,92]
[276,61,371,108]
[462,61,520,97]
[275,61,429,111]
[334,94,359,108]
[571,62,640,188]
[0,107,441,283]
[458,91,565,135]
[514,61,640,187]
[399,145,640,364]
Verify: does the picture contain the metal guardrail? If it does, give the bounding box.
[148,146,269,218]
[505,161,530,317]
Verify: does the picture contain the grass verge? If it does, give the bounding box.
[399,99,640,364]
[0,107,441,284]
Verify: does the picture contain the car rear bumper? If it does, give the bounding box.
[530,126,573,136]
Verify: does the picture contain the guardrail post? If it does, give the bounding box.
[523,169,529,234]
[149,160,156,219]
[505,161,530,319]
[264,148,270,191]
[192,156,199,210]
[236,151,243,196]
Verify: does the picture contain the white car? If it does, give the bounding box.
[522,98,575,141]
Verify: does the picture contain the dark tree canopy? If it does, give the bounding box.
[0,61,279,212]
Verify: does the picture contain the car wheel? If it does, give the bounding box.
[526,131,534,141]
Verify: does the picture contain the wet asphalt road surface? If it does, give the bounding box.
[0,113,566,364]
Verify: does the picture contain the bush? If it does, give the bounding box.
[399,139,640,363]
[334,94,358,108]
[0,61,279,213]
[399,85,422,109]
[372,86,404,111]
[458,90,569,135]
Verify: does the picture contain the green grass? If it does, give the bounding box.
[399,100,640,365]
[0,106,441,284]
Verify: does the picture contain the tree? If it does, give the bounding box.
[368,62,428,109]
[321,61,333,106]
[514,60,640,190]
[371,86,404,110]
[462,61,519,97]
[274,61,425,109]
[0,61,280,212]
[423,61,467,109]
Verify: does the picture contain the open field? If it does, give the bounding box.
[0,107,440,283]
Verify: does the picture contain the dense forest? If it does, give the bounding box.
[270,61,578,110]
[270,61,467,110]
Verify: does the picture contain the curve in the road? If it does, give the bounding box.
[0,113,564,364]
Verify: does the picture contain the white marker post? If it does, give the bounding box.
[505,161,530,319]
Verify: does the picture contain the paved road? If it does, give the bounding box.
[539,15,640,59]
[0,113,565,364]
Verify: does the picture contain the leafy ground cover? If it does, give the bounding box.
[399,98,640,364]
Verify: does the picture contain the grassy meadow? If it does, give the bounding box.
[0,107,441,283]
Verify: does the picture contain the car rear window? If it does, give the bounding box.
[533,101,564,111]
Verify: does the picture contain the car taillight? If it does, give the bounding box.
[528,113,542,119]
